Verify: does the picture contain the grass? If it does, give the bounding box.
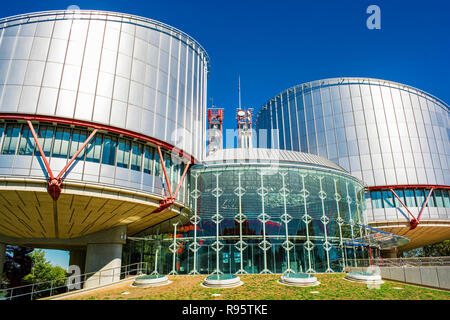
[64,274,450,301]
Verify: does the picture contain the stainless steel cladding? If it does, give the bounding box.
[0,10,209,160]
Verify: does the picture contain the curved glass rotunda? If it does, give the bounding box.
[126,149,408,275]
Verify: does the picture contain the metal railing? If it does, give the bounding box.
[346,256,450,268]
[0,262,147,301]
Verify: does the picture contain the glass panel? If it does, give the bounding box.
[433,190,444,208]
[443,190,450,208]
[382,190,394,208]
[85,134,102,163]
[404,189,416,207]
[18,125,35,155]
[52,127,71,159]
[415,189,425,207]
[427,189,436,207]
[101,135,117,166]
[117,138,131,169]
[395,190,406,208]
[371,191,382,208]
[131,142,143,171]
[143,146,154,174]
[1,124,21,155]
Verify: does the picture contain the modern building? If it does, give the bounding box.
[0,10,208,284]
[255,78,450,254]
[0,9,445,283]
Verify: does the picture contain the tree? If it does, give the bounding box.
[23,249,67,298]
[422,240,450,257]
[403,240,450,257]
[3,246,33,288]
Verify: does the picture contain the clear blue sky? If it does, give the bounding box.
[40,249,70,269]
[1,0,449,267]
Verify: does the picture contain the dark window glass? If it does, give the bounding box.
[404,189,416,207]
[443,190,450,208]
[38,125,54,157]
[143,146,154,174]
[434,189,444,208]
[117,138,131,168]
[393,189,405,208]
[371,191,382,208]
[102,135,117,166]
[52,128,71,159]
[415,189,425,207]
[427,189,436,207]
[86,134,102,163]
[382,190,394,208]
[130,142,143,171]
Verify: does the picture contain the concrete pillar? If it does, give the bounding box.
[84,243,123,288]
[0,243,5,280]
[69,250,86,274]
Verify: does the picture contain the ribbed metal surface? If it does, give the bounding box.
[204,148,347,173]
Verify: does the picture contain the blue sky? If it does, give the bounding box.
[1,0,449,267]
[40,249,70,269]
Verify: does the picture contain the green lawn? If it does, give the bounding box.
[67,273,450,300]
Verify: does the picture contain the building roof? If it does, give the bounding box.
[203,148,349,173]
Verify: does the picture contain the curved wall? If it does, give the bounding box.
[0,10,209,240]
[0,10,208,160]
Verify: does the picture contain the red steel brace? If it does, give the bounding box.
[153,146,191,213]
[389,187,436,230]
[27,120,98,201]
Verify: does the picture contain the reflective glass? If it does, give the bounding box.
[1,124,20,154]
[116,138,131,169]
[101,135,117,165]
[131,142,143,171]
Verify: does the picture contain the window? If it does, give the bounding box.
[143,146,154,174]
[18,126,35,155]
[443,190,450,208]
[52,128,71,158]
[371,191,382,208]
[393,190,405,208]
[415,189,425,207]
[130,142,143,171]
[1,124,21,154]
[116,138,131,168]
[427,189,436,207]
[102,135,117,166]
[38,125,55,157]
[382,190,394,208]
[86,134,102,163]
[404,189,416,207]
[433,189,443,207]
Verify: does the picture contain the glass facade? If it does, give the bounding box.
[369,188,450,209]
[0,120,189,203]
[123,156,400,275]
[0,10,208,160]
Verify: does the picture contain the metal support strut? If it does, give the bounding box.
[152,146,190,213]
[389,187,435,230]
[27,120,97,201]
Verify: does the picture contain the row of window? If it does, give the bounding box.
[0,121,186,182]
[369,188,450,209]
